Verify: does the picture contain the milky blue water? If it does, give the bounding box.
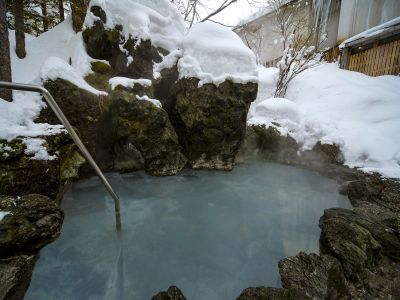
[26,163,351,300]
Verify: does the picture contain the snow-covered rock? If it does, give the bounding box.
[40,57,107,96]
[84,0,185,52]
[178,22,258,86]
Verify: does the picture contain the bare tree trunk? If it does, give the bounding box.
[14,0,26,59]
[0,0,12,101]
[41,1,48,32]
[59,0,65,21]
[71,0,89,32]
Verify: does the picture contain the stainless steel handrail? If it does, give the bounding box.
[0,81,122,232]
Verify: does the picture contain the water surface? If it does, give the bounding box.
[26,163,351,300]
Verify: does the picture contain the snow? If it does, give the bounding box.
[0,211,10,222]
[2,17,99,160]
[23,138,57,160]
[109,77,152,90]
[136,95,162,108]
[10,18,76,84]
[40,57,107,96]
[250,63,400,178]
[84,0,186,52]
[153,49,182,79]
[248,66,279,119]
[178,22,258,86]
[339,16,400,48]
[0,91,65,141]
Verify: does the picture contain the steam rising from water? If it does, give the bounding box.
[26,163,351,300]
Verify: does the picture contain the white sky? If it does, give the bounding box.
[197,0,267,26]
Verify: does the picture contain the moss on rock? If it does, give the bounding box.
[105,91,187,175]
[170,78,258,170]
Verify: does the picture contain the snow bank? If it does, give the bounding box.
[251,63,400,178]
[84,0,185,52]
[0,91,64,141]
[248,66,279,119]
[248,97,304,136]
[109,77,152,90]
[40,57,107,96]
[136,95,162,108]
[4,18,101,160]
[10,18,76,84]
[178,22,258,86]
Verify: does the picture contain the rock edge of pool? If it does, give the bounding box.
[1,126,399,300]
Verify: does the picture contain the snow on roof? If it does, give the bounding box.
[339,16,400,48]
[178,22,258,86]
[84,0,186,52]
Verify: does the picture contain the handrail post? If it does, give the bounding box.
[0,81,122,232]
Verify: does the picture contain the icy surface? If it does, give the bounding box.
[26,163,350,300]
[340,16,400,48]
[178,22,258,86]
[250,63,400,178]
[109,77,152,90]
[84,0,186,52]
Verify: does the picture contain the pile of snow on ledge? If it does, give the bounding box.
[178,22,258,86]
[84,0,186,52]
[249,63,400,178]
[40,57,107,96]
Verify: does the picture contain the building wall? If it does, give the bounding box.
[235,0,311,65]
[337,0,400,42]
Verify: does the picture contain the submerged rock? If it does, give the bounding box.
[236,287,311,300]
[170,78,257,170]
[0,194,63,258]
[151,286,187,300]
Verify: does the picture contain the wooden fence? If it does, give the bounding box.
[347,39,400,76]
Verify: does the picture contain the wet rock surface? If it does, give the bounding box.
[0,195,63,300]
[0,195,64,257]
[0,255,38,300]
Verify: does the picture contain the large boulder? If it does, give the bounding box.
[104,91,187,175]
[0,194,63,258]
[319,208,400,299]
[170,78,257,170]
[279,252,352,299]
